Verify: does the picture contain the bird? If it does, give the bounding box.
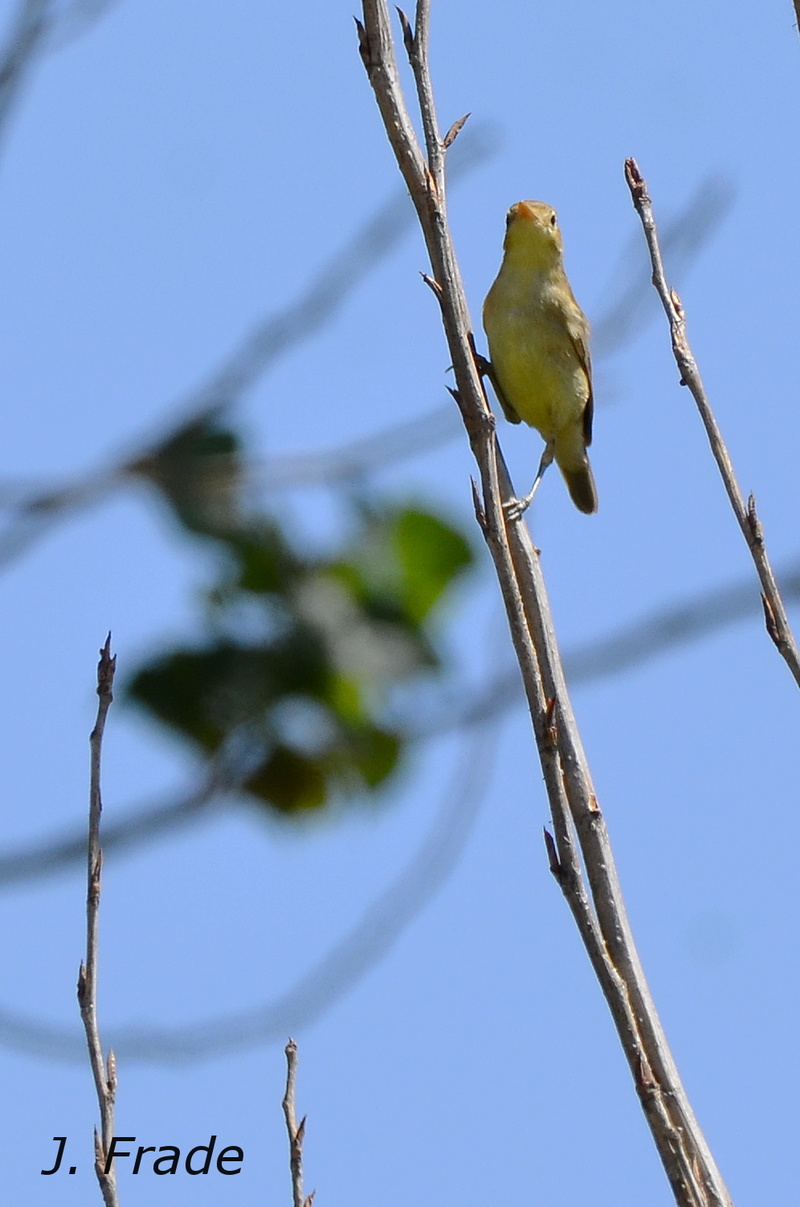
[482,199,597,515]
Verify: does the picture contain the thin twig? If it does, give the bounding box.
[282,1040,314,1207]
[625,156,800,691]
[77,635,119,1207]
[358,5,732,1204]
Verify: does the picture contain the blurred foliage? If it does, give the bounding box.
[128,413,473,814]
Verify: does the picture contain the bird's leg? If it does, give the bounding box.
[504,440,555,522]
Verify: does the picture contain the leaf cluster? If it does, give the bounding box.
[127,413,473,813]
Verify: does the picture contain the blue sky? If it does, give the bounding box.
[2,1,800,1203]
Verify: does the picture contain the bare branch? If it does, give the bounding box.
[625,156,800,691]
[76,635,120,1207]
[358,6,732,1203]
[282,1040,314,1207]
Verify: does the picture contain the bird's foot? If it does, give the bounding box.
[503,488,536,523]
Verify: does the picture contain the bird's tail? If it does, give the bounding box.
[560,461,598,514]
[555,429,598,514]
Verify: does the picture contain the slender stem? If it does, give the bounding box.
[402,2,444,189]
[624,156,800,690]
[77,634,119,1207]
[282,1039,313,1207]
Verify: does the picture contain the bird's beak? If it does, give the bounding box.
[515,201,537,223]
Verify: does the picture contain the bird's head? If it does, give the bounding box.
[503,200,564,266]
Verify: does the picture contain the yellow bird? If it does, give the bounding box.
[482,200,597,515]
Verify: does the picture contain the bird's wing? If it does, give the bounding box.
[483,358,521,424]
[566,311,594,447]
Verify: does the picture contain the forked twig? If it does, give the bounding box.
[357,4,732,1204]
[624,156,800,689]
[282,1039,314,1207]
[76,635,119,1207]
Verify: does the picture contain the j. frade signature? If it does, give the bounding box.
[41,1134,244,1176]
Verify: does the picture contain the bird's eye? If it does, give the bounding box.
[549,212,557,227]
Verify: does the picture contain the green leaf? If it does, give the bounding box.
[130,410,242,537]
[349,725,401,787]
[129,644,280,751]
[392,508,473,623]
[126,491,472,818]
[227,525,298,595]
[330,505,472,628]
[244,745,328,813]
[269,626,331,698]
[326,672,367,724]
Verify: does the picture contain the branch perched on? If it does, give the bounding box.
[357,4,733,1205]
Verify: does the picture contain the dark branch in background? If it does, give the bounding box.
[626,157,800,690]
[76,637,120,1207]
[0,0,54,143]
[0,462,124,570]
[4,549,800,890]
[258,402,458,489]
[0,775,222,888]
[0,126,491,570]
[0,0,120,149]
[0,712,500,1062]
